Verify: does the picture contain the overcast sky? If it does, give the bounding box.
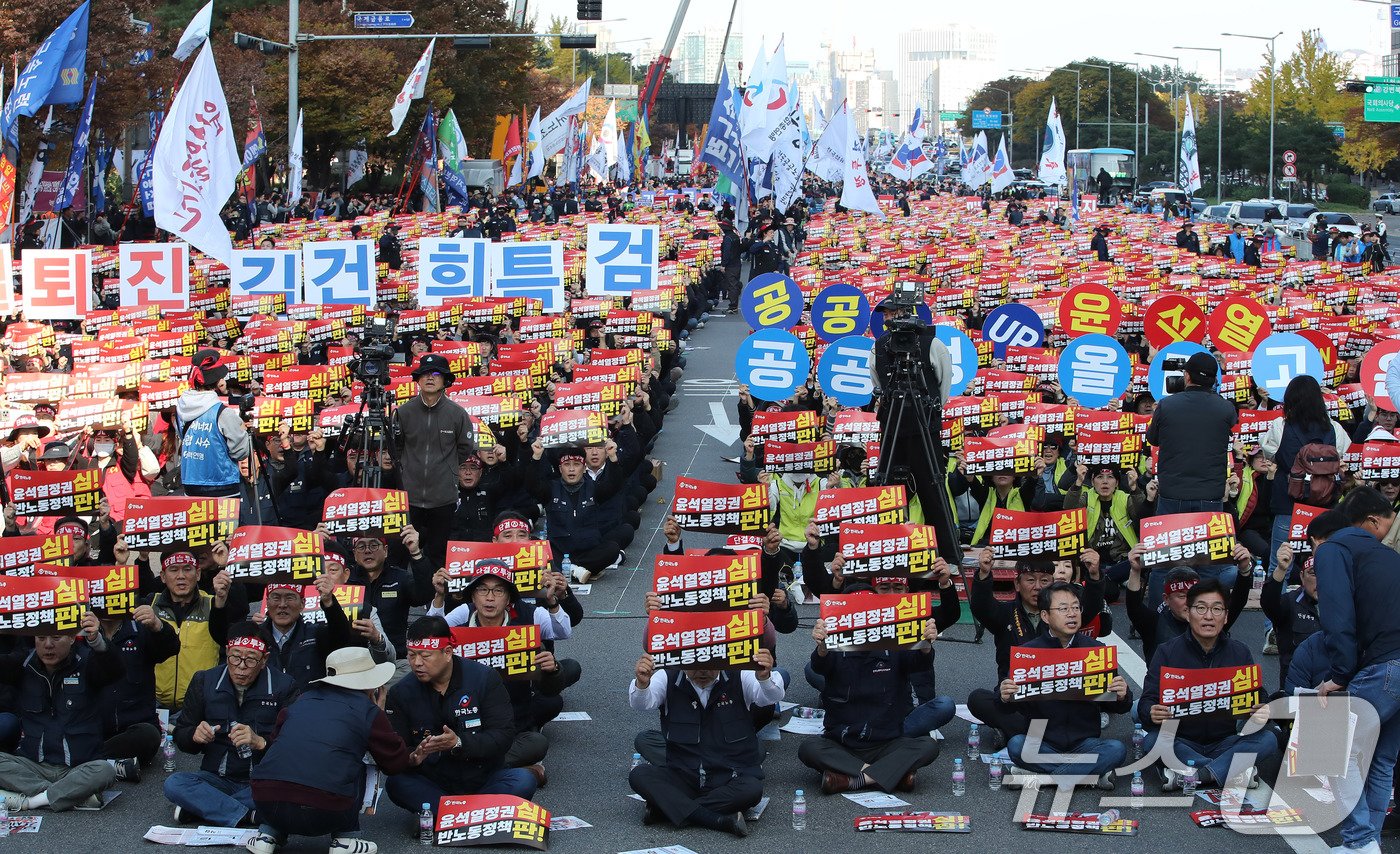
[529,0,1393,79]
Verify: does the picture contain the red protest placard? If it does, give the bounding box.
[263,366,342,404]
[1074,429,1144,469]
[1138,512,1236,567]
[1160,663,1263,719]
[321,488,409,537]
[1010,644,1117,701]
[1234,409,1284,446]
[854,814,972,833]
[1144,293,1206,350]
[261,584,365,624]
[451,395,526,429]
[963,435,1035,475]
[1359,440,1400,482]
[445,541,549,597]
[0,574,89,634]
[1208,296,1272,354]
[1059,282,1123,337]
[539,409,607,449]
[1024,402,1077,436]
[225,526,326,585]
[550,381,627,416]
[750,409,821,444]
[122,497,240,551]
[650,553,760,611]
[670,478,771,534]
[819,592,932,651]
[433,795,550,849]
[990,507,1088,561]
[761,439,836,474]
[0,534,75,576]
[7,468,103,516]
[251,397,315,435]
[450,625,541,680]
[813,485,908,537]
[831,410,880,446]
[838,523,938,578]
[34,563,138,618]
[1287,504,1327,554]
[644,609,766,668]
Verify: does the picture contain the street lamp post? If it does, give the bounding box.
[1176,45,1224,203]
[1076,62,1112,147]
[1223,31,1284,198]
[987,86,1013,167]
[1136,52,1181,183]
[1109,61,1142,180]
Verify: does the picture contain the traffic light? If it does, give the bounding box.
[559,35,597,49]
[578,1,603,21]
[233,32,286,55]
[453,36,492,50]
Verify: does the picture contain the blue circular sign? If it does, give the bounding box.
[817,335,877,407]
[1250,332,1324,402]
[869,299,934,339]
[739,272,803,331]
[934,325,979,396]
[1058,333,1131,409]
[982,303,1045,359]
[809,284,871,343]
[1147,341,1213,400]
[734,328,811,401]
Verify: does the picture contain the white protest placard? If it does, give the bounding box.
[417,237,489,306]
[302,240,375,305]
[119,242,190,311]
[489,240,565,313]
[21,249,92,319]
[230,249,301,303]
[585,223,658,296]
[0,243,14,316]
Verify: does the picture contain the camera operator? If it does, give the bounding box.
[176,349,252,500]
[393,354,476,568]
[1145,352,1237,517]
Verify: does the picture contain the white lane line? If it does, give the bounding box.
[1103,630,1146,687]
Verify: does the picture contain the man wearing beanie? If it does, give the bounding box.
[1145,352,1237,516]
[176,349,251,500]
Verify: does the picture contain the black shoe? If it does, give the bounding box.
[727,812,749,838]
[113,757,140,782]
[642,802,661,825]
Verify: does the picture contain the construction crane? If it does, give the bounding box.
[637,0,691,117]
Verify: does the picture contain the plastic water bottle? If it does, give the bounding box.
[231,720,254,761]
[1132,724,1146,760]
[989,757,1003,790]
[630,752,643,770]
[966,723,981,759]
[1130,771,1145,809]
[791,789,807,830]
[419,803,434,845]
[1252,558,1265,590]
[561,553,575,578]
[1182,761,1199,795]
[162,734,177,773]
[1097,808,1121,826]
[952,758,966,796]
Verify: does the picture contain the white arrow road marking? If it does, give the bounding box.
[695,401,740,446]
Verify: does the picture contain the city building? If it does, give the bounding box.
[897,25,1000,121]
[674,28,744,85]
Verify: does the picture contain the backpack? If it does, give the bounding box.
[1287,426,1342,506]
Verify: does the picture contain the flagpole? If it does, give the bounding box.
[116,57,192,244]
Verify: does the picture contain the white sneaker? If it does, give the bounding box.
[1227,766,1260,790]
[1329,843,1381,854]
[0,791,24,811]
[329,838,378,854]
[1161,767,1183,792]
[246,834,279,854]
[571,566,593,584]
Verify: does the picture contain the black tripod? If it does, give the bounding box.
[339,381,398,488]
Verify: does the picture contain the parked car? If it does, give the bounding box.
[1371,192,1400,214]
[1201,204,1231,223]
[1283,204,1319,237]
[1302,211,1362,238]
[1190,198,1208,215]
[1222,201,1286,229]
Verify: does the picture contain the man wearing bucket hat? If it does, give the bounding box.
[392,353,476,569]
[0,413,51,473]
[248,647,411,854]
[176,349,252,500]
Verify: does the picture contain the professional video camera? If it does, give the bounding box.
[1161,355,1188,395]
[350,314,398,390]
[342,313,400,488]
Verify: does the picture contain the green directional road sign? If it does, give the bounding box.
[1364,77,1400,122]
[939,111,967,122]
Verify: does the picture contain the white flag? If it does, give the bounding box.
[1179,95,1202,194]
[769,93,806,213]
[969,131,992,188]
[539,79,591,158]
[808,101,847,183]
[17,108,54,225]
[525,107,544,180]
[1037,97,1067,187]
[586,134,607,181]
[345,141,368,188]
[152,42,239,265]
[738,39,769,157]
[840,103,883,218]
[287,109,304,203]
[988,135,1014,194]
[173,0,214,61]
[507,146,523,187]
[748,39,790,164]
[600,100,619,167]
[388,39,435,137]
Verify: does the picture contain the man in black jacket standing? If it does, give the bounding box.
[1175,220,1201,254]
[378,223,402,270]
[718,219,743,310]
[393,354,476,568]
[1146,352,1237,517]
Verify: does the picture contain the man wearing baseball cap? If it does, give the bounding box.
[392,353,476,569]
[1146,351,1237,516]
[175,349,252,500]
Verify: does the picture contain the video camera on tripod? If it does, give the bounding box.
[342,313,400,487]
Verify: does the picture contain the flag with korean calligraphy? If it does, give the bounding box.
[831,410,880,446]
[433,795,550,849]
[751,409,821,444]
[820,592,932,651]
[35,563,138,618]
[445,541,549,597]
[813,485,908,538]
[1359,440,1400,482]
[1074,429,1144,469]
[0,574,89,635]
[225,526,326,584]
[761,439,836,474]
[645,608,766,668]
[321,488,408,537]
[1287,503,1326,554]
[1160,663,1263,720]
[854,813,972,833]
[1009,644,1117,701]
[7,468,102,516]
[989,507,1088,561]
[264,584,365,625]
[1138,512,1236,568]
[0,534,75,576]
[539,409,607,449]
[651,553,759,611]
[450,625,541,680]
[838,523,938,578]
[122,496,240,550]
[670,478,771,534]
[963,434,1035,475]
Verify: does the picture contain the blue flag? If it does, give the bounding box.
[139,110,160,216]
[908,107,922,135]
[93,142,111,213]
[46,1,90,108]
[54,75,96,212]
[699,65,745,186]
[1,1,90,148]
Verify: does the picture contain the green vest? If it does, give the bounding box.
[973,488,1025,545]
[1087,490,1138,549]
[776,477,820,545]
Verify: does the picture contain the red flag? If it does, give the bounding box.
[502,115,521,164]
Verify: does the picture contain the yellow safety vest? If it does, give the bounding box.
[152,591,221,709]
[1087,490,1139,548]
[776,477,820,545]
[973,488,1025,545]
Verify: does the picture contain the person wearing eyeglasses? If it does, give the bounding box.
[1262,510,1347,689]
[164,624,297,827]
[340,527,435,684]
[996,581,1132,789]
[1138,578,1279,792]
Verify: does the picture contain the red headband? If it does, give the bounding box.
[559,453,584,464]
[494,518,530,538]
[55,522,87,539]
[228,636,267,655]
[1166,579,1195,596]
[162,552,198,572]
[407,637,453,651]
[264,583,303,595]
[872,576,907,587]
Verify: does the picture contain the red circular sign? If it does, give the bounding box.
[1057,283,1123,338]
[1297,329,1339,373]
[1144,294,1207,351]
[1361,338,1400,412]
[1207,296,1273,354]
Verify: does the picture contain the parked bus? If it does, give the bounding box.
[1067,148,1136,201]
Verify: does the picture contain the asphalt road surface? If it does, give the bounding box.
[26,311,1370,854]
